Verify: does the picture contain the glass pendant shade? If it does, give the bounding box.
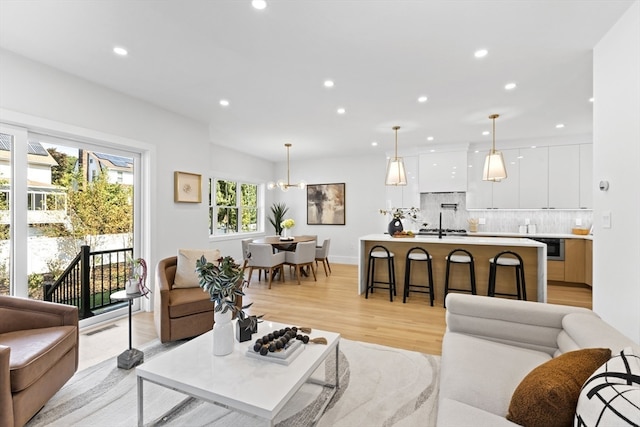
[482,150,507,181]
[385,158,407,186]
[482,114,507,182]
[268,143,305,191]
[385,125,407,186]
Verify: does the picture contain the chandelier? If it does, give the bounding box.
[267,143,306,191]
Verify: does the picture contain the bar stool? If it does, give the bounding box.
[488,251,526,300]
[444,248,477,307]
[365,245,397,302]
[403,247,435,306]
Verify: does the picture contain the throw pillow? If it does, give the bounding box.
[506,347,611,427]
[173,248,220,288]
[575,346,640,426]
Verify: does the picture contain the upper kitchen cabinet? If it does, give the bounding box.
[548,145,579,208]
[466,150,493,208]
[386,155,420,209]
[419,151,467,192]
[519,146,549,208]
[579,144,593,209]
[492,148,520,208]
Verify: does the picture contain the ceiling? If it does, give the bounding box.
[0,0,634,162]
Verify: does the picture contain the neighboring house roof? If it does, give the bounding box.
[90,152,133,172]
[0,134,59,167]
[0,178,67,193]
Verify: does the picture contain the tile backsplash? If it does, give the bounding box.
[418,192,593,234]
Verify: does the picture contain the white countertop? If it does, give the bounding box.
[470,231,593,240]
[360,234,546,248]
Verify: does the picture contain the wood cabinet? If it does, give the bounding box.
[585,239,593,287]
[564,239,586,283]
[548,260,565,281]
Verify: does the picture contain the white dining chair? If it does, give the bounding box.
[285,241,317,285]
[315,238,331,276]
[246,243,285,289]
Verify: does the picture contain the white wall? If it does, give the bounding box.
[593,1,640,343]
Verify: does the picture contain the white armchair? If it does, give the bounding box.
[315,238,331,276]
[285,240,317,285]
[247,243,285,289]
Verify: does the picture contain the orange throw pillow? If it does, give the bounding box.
[506,348,611,427]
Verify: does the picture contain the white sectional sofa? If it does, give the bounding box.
[437,293,640,426]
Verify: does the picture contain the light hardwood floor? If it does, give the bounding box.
[79,263,592,369]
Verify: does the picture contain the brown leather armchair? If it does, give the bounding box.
[0,296,78,427]
[154,256,242,343]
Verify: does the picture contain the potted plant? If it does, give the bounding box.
[268,202,289,235]
[125,256,150,296]
[195,255,258,355]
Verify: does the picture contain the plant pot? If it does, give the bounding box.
[213,306,234,356]
[388,219,403,236]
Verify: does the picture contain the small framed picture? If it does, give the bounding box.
[307,183,346,225]
[174,171,202,203]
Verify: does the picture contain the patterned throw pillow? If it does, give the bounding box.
[575,346,640,426]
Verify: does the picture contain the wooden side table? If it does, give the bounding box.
[110,290,144,369]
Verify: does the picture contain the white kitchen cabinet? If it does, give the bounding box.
[491,148,520,208]
[466,150,493,208]
[386,155,420,209]
[419,151,467,193]
[579,144,593,209]
[548,145,579,208]
[519,147,548,209]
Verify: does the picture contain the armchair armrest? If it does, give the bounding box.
[154,257,177,343]
[1,345,15,427]
[445,294,594,355]
[0,296,78,334]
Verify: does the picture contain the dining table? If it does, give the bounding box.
[251,235,317,277]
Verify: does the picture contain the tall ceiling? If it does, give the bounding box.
[0,0,634,162]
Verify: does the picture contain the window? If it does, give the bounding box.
[210,178,259,235]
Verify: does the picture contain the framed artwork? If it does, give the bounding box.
[174,171,202,203]
[307,183,345,225]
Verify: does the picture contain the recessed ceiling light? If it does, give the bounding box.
[113,46,128,56]
[474,150,479,153]
[427,136,434,141]
[589,97,594,102]
[429,149,436,153]
[531,145,537,149]
[324,80,334,88]
[482,131,490,136]
[337,107,346,114]
[505,82,517,90]
[219,99,230,107]
[251,0,267,10]
[432,163,438,166]
[474,49,488,58]
[468,164,473,168]
[556,123,565,128]
[371,141,378,147]
[418,95,428,103]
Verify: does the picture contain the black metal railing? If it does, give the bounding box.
[44,245,133,319]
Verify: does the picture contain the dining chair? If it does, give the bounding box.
[246,243,286,289]
[315,239,331,276]
[284,241,317,285]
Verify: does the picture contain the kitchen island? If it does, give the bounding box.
[359,234,547,304]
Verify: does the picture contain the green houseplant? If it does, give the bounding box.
[268,202,289,236]
[195,255,258,355]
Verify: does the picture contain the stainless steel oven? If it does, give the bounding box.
[530,237,565,261]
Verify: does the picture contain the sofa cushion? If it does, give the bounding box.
[439,332,551,418]
[437,398,520,427]
[506,348,611,427]
[168,287,214,318]
[0,326,77,393]
[174,248,220,288]
[575,347,640,426]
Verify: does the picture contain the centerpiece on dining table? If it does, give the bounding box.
[280,218,295,241]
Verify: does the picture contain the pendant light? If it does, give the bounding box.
[385,126,407,186]
[482,114,507,182]
[267,143,306,192]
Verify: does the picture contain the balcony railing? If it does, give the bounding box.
[44,245,133,319]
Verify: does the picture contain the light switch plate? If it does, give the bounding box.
[576,218,582,226]
[478,218,486,225]
[602,211,611,228]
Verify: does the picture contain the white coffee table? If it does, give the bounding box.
[136,321,340,426]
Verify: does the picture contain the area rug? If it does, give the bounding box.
[26,338,440,427]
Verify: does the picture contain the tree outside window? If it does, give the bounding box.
[210,179,259,235]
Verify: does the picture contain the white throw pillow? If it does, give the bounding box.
[574,346,640,426]
[173,248,220,288]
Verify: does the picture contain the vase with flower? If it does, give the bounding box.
[280,218,295,241]
[379,207,422,235]
[195,255,259,356]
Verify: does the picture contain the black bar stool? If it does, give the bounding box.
[488,251,526,300]
[365,245,397,302]
[403,247,435,306]
[444,248,477,307]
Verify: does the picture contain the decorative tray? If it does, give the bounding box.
[246,339,303,365]
[391,234,415,238]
